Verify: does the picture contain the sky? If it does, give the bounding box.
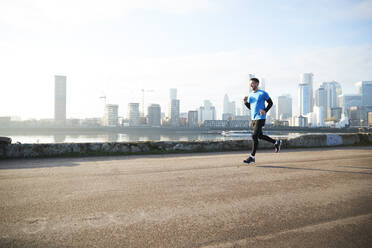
[1,0,372,120]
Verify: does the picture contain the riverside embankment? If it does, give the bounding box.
[1,133,371,159]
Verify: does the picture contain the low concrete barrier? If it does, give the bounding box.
[0,133,371,159]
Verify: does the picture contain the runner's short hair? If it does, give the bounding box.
[250,78,259,84]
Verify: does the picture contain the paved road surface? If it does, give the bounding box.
[1,147,372,247]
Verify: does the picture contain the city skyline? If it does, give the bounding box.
[1,0,372,119]
[1,73,371,122]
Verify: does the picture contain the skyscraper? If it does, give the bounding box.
[223,94,230,114]
[54,75,66,124]
[321,81,342,118]
[301,73,314,112]
[276,95,292,120]
[169,88,177,100]
[356,81,372,107]
[103,104,119,126]
[128,103,140,126]
[338,94,362,113]
[315,86,327,124]
[147,104,161,126]
[199,100,216,122]
[222,94,236,119]
[169,99,180,126]
[168,88,180,126]
[298,83,311,116]
[187,111,198,127]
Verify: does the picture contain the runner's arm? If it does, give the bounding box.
[264,98,273,112]
[244,102,250,110]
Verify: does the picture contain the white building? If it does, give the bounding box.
[292,115,308,127]
[169,88,177,100]
[103,104,119,126]
[128,103,140,126]
[147,104,161,126]
[222,94,236,119]
[315,86,327,124]
[321,81,342,117]
[276,94,292,120]
[298,83,311,116]
[338,94,362,114]
[356,81,372,107]
[199,100,216,122]
[313,105,325,127]
[54,75,67,124]
[301,73,314,112]
[187,111,198,127]
[169,99,180,126]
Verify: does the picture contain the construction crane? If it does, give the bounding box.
[141,89,154,117]
[99,95,107,105]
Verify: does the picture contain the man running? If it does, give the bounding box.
[243,78,281,164]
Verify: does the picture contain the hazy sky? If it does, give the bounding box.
[1,0,372,119]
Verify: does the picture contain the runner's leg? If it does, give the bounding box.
[257,119,276,144]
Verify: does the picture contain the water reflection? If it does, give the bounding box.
[54,134,66,143]
[9,131,302,144]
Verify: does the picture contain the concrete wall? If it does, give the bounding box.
[1,133,371,159]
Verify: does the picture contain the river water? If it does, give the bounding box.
[3,131,307,144]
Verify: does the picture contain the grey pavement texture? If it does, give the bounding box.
[1,147,372,248]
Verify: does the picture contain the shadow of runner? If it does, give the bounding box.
[256,165,372,175]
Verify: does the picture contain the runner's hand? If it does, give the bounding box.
[243,96,248,102]
[260,109,266,116]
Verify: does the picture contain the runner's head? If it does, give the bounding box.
[250,78,259,91]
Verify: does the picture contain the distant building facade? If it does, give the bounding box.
[356,81,372,107]
[147,104,161,126]
[103,104,119,126]
[199,100,216,122]
[276,95,292,120]
[128,103,140,126]
[301,73,314,112]
[54,75,67,124]
[187,111,198,127]
[169,99,180,126]
[298,83,311,116]
[321,81,342,117]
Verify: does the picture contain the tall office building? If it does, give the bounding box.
[313,105,325,127]
[187,110,198,127]
[315,86,327,124]
[223,94,230,114]
[103,104,119,126]
[199,100,216,122]
[301,73,314,112]
[298,83,311,116]
[128,103,140,126]
[169,99,180,126]
[147,104,161,126]
[54,75,66,124]
[222,94,236,119]
[169,88,177,100]
[321,81,342,118]
[356,81,372,107]
[338,94,362,113]
[276,94,292,120]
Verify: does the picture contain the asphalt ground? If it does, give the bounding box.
[1,146,372,248]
